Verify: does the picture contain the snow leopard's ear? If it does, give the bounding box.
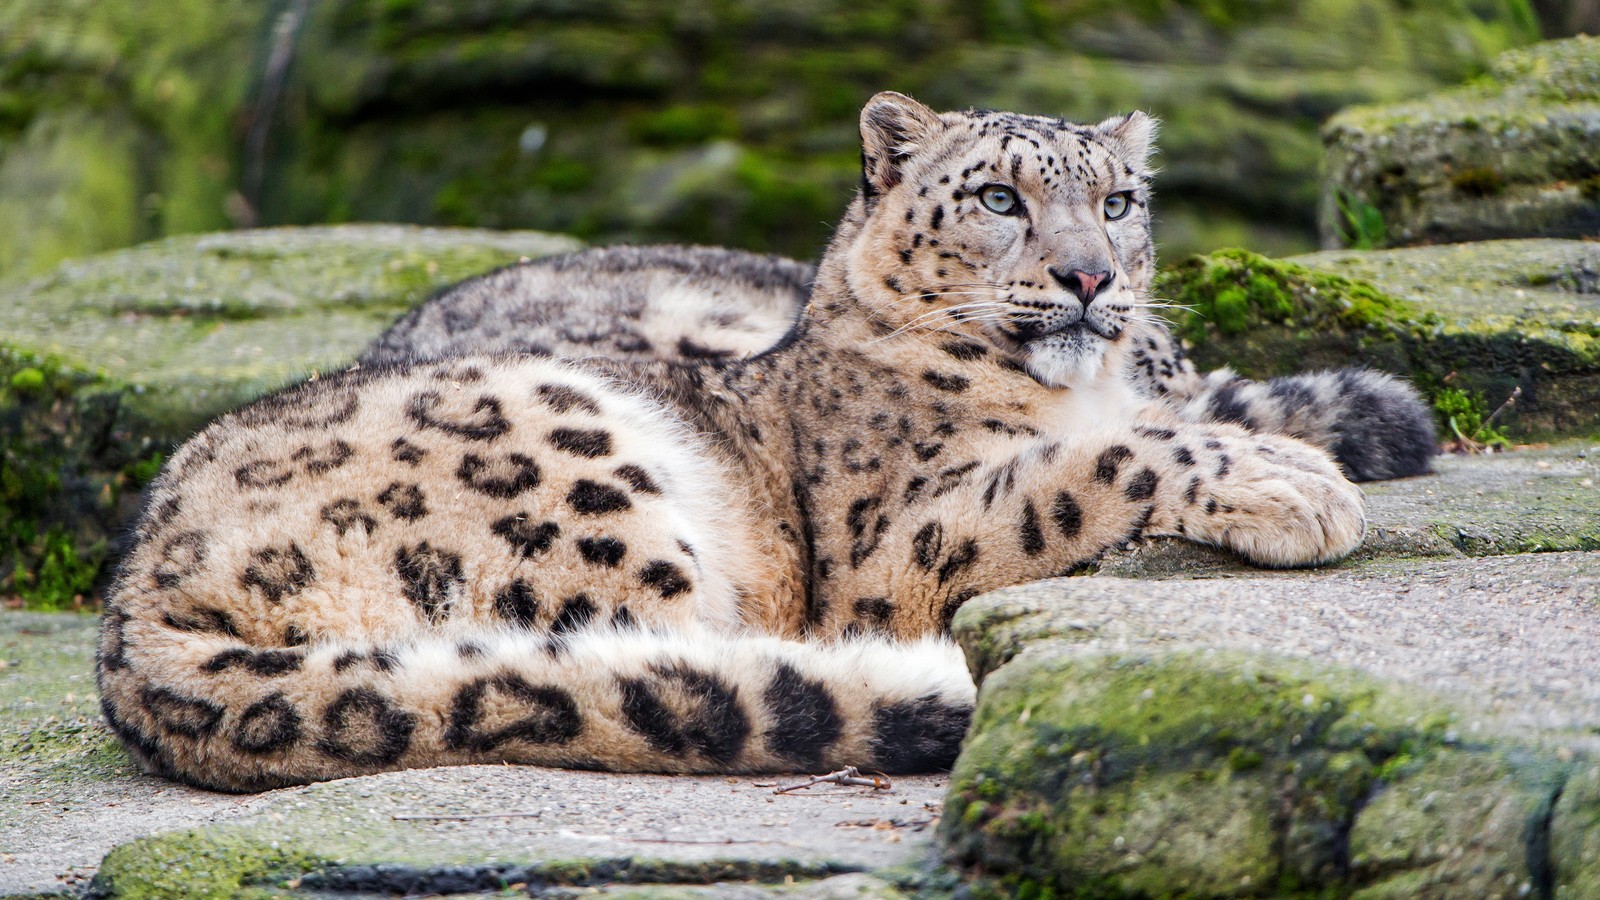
[1095,111,1158,169]
[860,91,943,200]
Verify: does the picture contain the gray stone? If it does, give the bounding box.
[944,550,1600,897]
[6,444,1600,895]
[1321,35,1600,248]
[0,225,579,441]
[0,611,941,898]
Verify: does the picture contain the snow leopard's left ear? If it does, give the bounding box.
[860,91,943,199]
[1095,111,1158,168]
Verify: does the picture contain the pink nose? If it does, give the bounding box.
[1048,267,1112,303]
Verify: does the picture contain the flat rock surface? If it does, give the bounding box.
[944,561,1600,897]
[0,224,580,612]
[962,550,1600,738]
[0,612,259,894]
[0,225,579,439]
[1320,35,1600,246]
[1291,239,1600,347]
[1158,242,1600,440]
[1292,237,1600,355]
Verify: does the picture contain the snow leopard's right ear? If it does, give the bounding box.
[860,91,943,202]
[1095,110,1158,169]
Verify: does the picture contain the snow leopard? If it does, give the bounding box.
[100,92,1371,791]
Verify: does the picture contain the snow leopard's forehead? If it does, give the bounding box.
[922,109,1153,196]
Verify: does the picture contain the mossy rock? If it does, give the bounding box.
[1156,240,1600,440]
[0,225,578,609]
[942,552,1600,898]
[1321,35,1600,248]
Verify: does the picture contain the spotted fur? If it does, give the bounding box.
[101,93,1368,791]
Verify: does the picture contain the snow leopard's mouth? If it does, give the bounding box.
[1000,318,1119,347]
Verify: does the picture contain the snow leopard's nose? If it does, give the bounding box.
[1048,267,1113,304]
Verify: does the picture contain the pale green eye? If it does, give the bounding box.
[1104,192,1133,220]
[979,184,1020,216]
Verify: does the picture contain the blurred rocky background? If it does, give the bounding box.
[2,0,1589,280]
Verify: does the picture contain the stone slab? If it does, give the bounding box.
[0,225,578,611]
[959,551,1600,736]
[946,550,1600,898]
[1159,242,1600,439]
[0,225,580,440]
[4,445,1598,896]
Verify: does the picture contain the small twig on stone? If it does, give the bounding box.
[1480,385,1522,433]
[773,766,892,794]
[392,810,543,821]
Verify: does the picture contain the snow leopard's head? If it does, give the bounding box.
[843,91,1160,389]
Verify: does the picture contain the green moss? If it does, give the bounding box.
[91,831,323,899]
[1212,286,1251,334]
[9,367,46,394]
[1156,247,1416,346]
[529,157,599,194]
[14,525,104,610]
[1154,241,1600,441]
[0,355,121,609]
[630,105,739,147]
[1228,746,1265,772]
[121,452,166,488]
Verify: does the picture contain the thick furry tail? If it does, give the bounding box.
[1176,368,1438,482]
[97,618,974,792]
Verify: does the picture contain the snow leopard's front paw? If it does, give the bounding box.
[1185,432,1366,568]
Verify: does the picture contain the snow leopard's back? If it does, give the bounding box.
[362,245,812,367]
